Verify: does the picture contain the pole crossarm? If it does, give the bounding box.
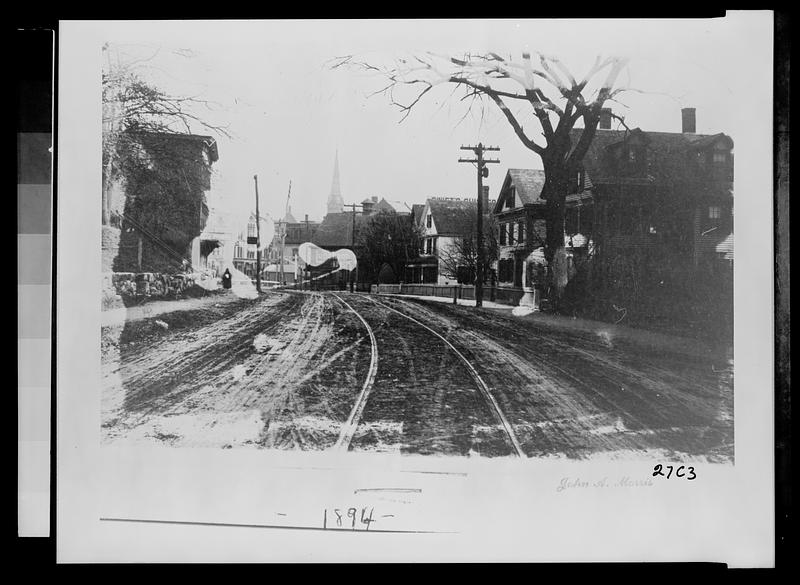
[458,142,500,309]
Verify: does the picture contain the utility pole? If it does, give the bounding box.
[276,219,286,286]
[281,180,292,286]
[344,202,363,292]
[253,174,262,294]
[459,143,500,308]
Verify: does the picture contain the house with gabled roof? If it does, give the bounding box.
[565,107,734,271]
[406,197,492,285]
[493,106,734,308]
[493,169,549,297]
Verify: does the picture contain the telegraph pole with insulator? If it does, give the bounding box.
[459,143,500,308]
[253,174,262,294]
[343,202,362,292]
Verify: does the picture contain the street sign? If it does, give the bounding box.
[247,236,258,245]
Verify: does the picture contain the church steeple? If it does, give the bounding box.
[326,150,344,215]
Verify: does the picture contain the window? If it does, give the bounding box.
[708,206,721,220]
[426,214,432,228]
[506,187,515,209]
[508,223,515,245]
[247,249,255,259]
[432,237,437,254]
[713,142,730,165]
[426,238,432,254]
[517,221,525,244]
[499,223,507,245]
[498,259,514,282]
[565,208,579,235]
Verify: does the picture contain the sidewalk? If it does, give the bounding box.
[377,292,515,312]
[101,290,241,327]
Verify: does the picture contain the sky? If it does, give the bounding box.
[100,15,772,230]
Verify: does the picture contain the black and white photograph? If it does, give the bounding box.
[98,23,735,461]
[57,15,775,564]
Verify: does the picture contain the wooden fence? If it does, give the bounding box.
[372,283,525,307]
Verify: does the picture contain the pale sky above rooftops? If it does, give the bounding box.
[98,14,771,233]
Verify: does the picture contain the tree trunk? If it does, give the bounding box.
[540,165,572,307]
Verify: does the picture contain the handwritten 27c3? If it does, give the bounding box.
[323,507,376,530]
[652,464,696,480]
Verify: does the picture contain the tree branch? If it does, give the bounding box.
[486,93,544,155]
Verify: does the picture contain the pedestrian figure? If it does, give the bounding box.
[222,268,232,290]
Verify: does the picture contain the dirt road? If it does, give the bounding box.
[101,290,733,462]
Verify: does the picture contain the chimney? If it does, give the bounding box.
[599,107,612,130]
[681,107,696,133]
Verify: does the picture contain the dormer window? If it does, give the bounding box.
[426,214,432,228]
[712,142,730,164]
[506,187,515,209]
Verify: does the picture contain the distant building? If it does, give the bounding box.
[326,150,345,215]
[407,197,491,285]
[232,213,259,278]
[312,210,366,251]
[268,208,320,284]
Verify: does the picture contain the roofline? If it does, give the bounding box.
[126,130,219,162]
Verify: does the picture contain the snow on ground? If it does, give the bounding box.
[229,267,259,299]
[253,333,270,353]
[353,421,405,454]
[230,364,248,382]
[106,410,265,448]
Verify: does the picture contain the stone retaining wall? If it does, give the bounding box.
[102,271,202,310]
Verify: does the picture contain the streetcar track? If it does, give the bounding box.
[384,296,728,446]
[331,293,379,452]
[385,296,660,434]
[360,294,524,458]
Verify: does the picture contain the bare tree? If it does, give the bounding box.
[331,51,630,297]
[355,210,423,284]
[438,214,499,283]
[102,44,230,226]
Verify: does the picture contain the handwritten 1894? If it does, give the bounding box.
[323,507,375,530]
